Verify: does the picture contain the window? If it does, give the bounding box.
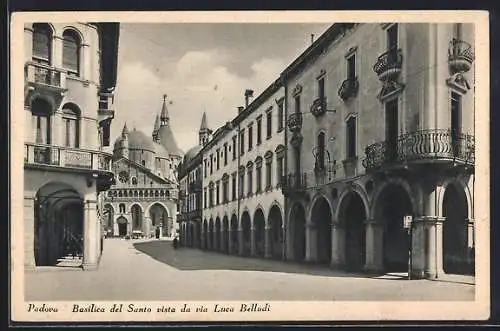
[31,98,52,144]
[318,76,325,101]
[231,174,237,200]
[347,54,356,81]
[62,105,79,148]
[346,117,357,158]
[387,24,398,51]
[276,157,284,187]
[232,136,237,160]
[247,164,253,196]
[294,95,301,114]
[222,179,228,203]
[216,181,220,205]
[141,160,146,167]
[238,171,245,198]
[204,188,207,209]
[203,159,207,178]
[316,132,326,169]
[277,101,284,132]
[256,165,262,193]
[265,161,272,190]
[216,149,220,170]
[451,92,462,156]
[32,24,52,64]
[266,110,272,139]
[210,154,213,174]
[248,125,253,151]
[223,143,228,165]
[119,204,125,214]
[240,129,245,156]
[62,30,81,76]
[131,177,137,185]
[256,116,262,145]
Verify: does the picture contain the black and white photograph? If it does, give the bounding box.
[10,11,490,322]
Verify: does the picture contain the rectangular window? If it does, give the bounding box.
[240,129,245,156]
[224,143,228,166]
[209,188,213,207]
[248,170,253,195]
[203,159,207,178]
[223,181,228,203]
[387,24,398,51]
[239,173,245,198]
[347,54,356,81]
[203,188,207,209]
[210,154,214,174]
[232,136,237,160]
[216,148,220,170]
[216,182,220,205]
[294,95,301,114]
[346,117,357,158]
[232,175,237,200]
[266,162,272,190]
[266,110,272,139]
[277,102,284,131]
[248,125,253,151]
[385,99,399,161]
[318,76,325,100]
[276,157,283,187]
[256,167,262,193]
[257,116,262,145]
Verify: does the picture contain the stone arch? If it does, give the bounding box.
[369,177,417,219]
[61,26,85,44]
[335,183,370,223]
[214,216,221,252]
[31,22,56,35]
[145,201,170,217]
[309,193,333,264]
[240,210,252,257]
[129,202,144,213]
[308,192,334,223]
[287,201,307,262]
[253,207,266,257]
[268,203,284,259]
[208,217,214,250]
[437,177,473,220]
[30,94,56,115]
[267,200,284,227]
[230,213,239,254]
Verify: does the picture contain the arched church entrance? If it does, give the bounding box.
[117,216,128,237]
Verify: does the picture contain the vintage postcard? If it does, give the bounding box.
[10,10,490,323]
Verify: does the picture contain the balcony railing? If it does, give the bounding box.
[25,62,67,90]
[373,49,403,81]
[287,112,303,133]
[24,143,113,172]
[362,129,475,171]
[281,173,308,196]
[448,38,475,73]
[338,77,359,101]
[310,97,327,117]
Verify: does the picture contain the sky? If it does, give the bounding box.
[111,23,331,154]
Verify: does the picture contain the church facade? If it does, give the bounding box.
[102,97,182,238]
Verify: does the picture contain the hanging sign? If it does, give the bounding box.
[403,215,413,229]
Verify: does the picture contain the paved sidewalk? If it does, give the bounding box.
[24,238,475,301]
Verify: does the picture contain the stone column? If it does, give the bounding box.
[264,225,272,258]
[238,229,244,256]
[285,218,295,261]
[466,218,475,268]
[330,222,344,269]
[305,222,317,263]
[24,196,36,269]
[250,226,256,257]
[363,219,384,272]
[412,216,445,279]
[83,200,98,270]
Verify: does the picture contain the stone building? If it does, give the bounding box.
[282,23,475,278]
[102,96,182,238]
[177,113,209,248]
[23,22,120,269]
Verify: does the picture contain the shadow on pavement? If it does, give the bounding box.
[134,240,394,280]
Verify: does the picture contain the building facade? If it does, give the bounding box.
[282,23,475,278]
[102,97,182,238]
[23,22,120,270]
[177,113,209,248]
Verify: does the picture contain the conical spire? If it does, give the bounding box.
[122,122,129,136]
[160,94,169,122]
[200,112,208,130]
[153,113,160,132]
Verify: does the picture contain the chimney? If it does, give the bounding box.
[244,89,254,107]
[238,106,244,114]
[311,34,315,45]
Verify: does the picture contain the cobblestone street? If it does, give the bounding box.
[25,238,475,301]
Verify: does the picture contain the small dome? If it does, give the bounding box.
[113,129,156,154]
[154,142,170,159]
[183,145,202,164]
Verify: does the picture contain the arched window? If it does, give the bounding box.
[316,132,326,169]
[142,160,146,167]
[119,203,126,214]
[131,177,137,185]
[62,104,80,148]
[32,24,52,65]
[62,29,81,76]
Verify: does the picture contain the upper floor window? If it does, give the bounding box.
[223,143,228,166]
[210,154,214,174]
[387,24,398,52]
[62,104,80,148]
[256,116,262,145]
[248,125,253,151]
[232,136,237,160]
[231,174,237,201]
[119,203,126,214]
[277,101,284,132]
[318,76,325,100]
[240,129,245,156]
[131,177,138,185]
[294,95,301,114]
[347,53,356,81]
[266,110,272,139]
[32,23,52,65]
[316,132,326,170]
[216,148,220,170]
[346,117,357,159]
[31,97,52,144]
[62,30,81,76]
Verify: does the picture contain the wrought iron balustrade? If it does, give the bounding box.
[310,97,327,117]
[281,173,308,195]
[362,129,475,171]
[373,49,403,81]
[338,77,359,101]
[448,38,475,73]
[287,112,303,133]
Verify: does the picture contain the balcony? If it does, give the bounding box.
[338,77,359,101]
[310,97,327,117]
[448,39,475,73]
[25,62,67,107]
[362,130,475,172]
[281,173,308,198]
[24,143,115,190]
[188,181,202,193]
[373,49,403,81]
[287,112,303,133]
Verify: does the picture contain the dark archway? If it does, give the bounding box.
[117,216,128,237]
[208,218,214,250]
[443,183,472,274]
[268,205,283,259]
[103,204,114,237]
[131,204,143,231]
[195,221,201,248]
[253,209,266,257]
[241,211,251,257]
[374,184,413,272]
[230,214,238,255]
[203,219,208,250]
[338,192,367,271]
[215,217,221,252]
[222,216,229,253]
[290,202,306,262]
[149,203,169,237]
[311,196,332,264]
[34,182,83,267]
